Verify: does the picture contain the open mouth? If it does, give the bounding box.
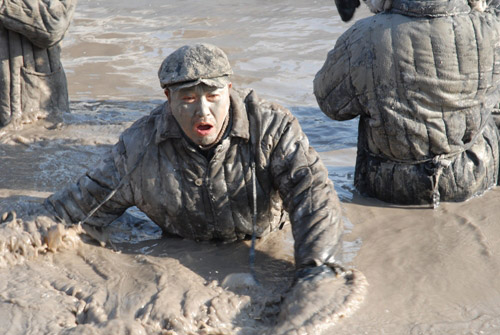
[196,123,214,136]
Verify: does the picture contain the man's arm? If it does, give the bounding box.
[313,32,363,121]
[45,138,135,227]
[267,107,344,270]
[487,0,500,11]
[0,0,77,48]
[0,112,154,266]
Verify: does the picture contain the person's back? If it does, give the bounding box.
[314,0,500,205]
[0,0,77,127]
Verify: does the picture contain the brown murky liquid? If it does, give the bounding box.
[2,0,500,334]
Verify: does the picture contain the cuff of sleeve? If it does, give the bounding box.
[295,263,346,281]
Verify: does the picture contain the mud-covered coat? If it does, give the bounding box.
[0,0,76,127]
[46,90,343,269]
[314,0,500,204]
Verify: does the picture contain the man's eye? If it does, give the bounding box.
[207,94,219,101]
[182,96,195,102]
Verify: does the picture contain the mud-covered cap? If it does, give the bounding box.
[158,43,233,91]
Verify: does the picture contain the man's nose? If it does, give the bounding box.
[196,98,211,117]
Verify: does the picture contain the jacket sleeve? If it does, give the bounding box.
[0,0,77,48]
[313,32,363,121]
[488,0,500,12]
[269,108,344,269]
[45,137,135,227]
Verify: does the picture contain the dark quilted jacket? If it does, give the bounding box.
[314,0,500,204]
[46,90,343,269]
[0,0,76,127]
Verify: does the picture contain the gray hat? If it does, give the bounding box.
[158,43,233,91]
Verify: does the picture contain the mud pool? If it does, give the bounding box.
[1,0,500,334]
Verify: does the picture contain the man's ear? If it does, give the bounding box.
[228,83,232,91]
[164,89,170,100]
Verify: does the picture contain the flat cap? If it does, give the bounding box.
[158,43,233,90]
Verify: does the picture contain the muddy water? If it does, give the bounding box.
[1,0,500,334]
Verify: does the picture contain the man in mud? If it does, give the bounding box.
[0,0,77,127]
[1,44,365,332]
[314,0,500,206]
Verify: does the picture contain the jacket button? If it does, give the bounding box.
[195,178,203,186]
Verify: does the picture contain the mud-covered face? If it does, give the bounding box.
[167,83,231,146]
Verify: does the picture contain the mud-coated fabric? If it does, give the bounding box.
[46,90,343,269]
[314,0,500,204]
[0,0,76,127]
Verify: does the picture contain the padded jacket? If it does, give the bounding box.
[0,0,76,127]
[46,90,344,269]
[314,0,500,205]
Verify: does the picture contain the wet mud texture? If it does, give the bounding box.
[0,234,289,335]
[3,0,500,333]
[0,108,366,334]
[3,102,500,334]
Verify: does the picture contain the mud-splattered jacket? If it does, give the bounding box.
[314,0,500,205]
[0,0,77,127]
[46,90,343,269]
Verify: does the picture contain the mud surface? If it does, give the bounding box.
[2,1,500,334]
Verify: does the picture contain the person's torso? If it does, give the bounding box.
[0,26,69,127]
[119,96,288,242]
[349,11,500,161]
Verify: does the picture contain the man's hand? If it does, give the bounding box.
[267,264,368,335]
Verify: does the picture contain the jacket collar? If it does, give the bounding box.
[155,89,250,144]
[390,0,470,17]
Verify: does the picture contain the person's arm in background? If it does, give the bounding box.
[0,0,77,48]
[313,32,363,121]
[487,0,500,12]
[492,103,500,131]
[486,0,500,128]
